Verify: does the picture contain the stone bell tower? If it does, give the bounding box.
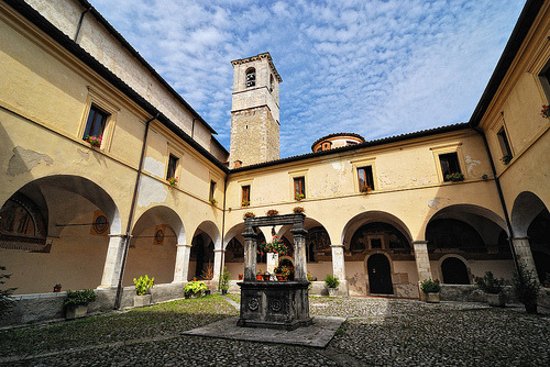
[229,52,282,168]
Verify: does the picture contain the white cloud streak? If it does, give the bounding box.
[90,0,524,157]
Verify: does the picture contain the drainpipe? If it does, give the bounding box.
[472,126,520,274]
[217,172,229,290]
[114,112,159,310]
[74,6,92,42]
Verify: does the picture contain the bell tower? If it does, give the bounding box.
[229,52,282,168]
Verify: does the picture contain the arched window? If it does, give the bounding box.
[441,257,470,284]
[246,67,256,88]
[426,219,485,253]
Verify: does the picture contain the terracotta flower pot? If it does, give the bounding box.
[256,275,263,281]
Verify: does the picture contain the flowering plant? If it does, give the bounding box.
[541,105,550,119]
[243,212,255,219]
[274,265,291,278]
[266,209,279,216]
[85,135,102,147]
[167,177,178,187]
[293,206,305,214]
[258,235,288,256]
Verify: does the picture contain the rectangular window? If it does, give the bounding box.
[439,152,462,182]
[497,127,512,163]
[357,166,375,191]
[293,177,306,200]
[209,180,216,202]
[241,185,250,207]
[166,154,179,180]
[83,104,109,143]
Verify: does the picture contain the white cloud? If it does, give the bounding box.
[90,0,524,157]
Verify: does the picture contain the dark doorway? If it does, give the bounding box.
[367,254,393,294]
[441,257,470,284]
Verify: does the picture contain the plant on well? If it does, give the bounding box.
[258,235,288,256]
[0,265,16,312]
[420,278,441,294]
[266,209,279,216]
[512,264,540,312]
[243,211,255,219]
[324,274,340,289]
[63,289,97,308]
[293,206,305,214]
[133,274,155,296]
[475,271,505,294]
[220,267,231,292]
[184,281,208,297]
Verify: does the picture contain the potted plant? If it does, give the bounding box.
[512,264,540,314]
[64,289,96,320]
[184,280,208,298]
[256,271,264,281]
[295,193,305,201]
[241,200,250,207]
[220,267,230,295]
[266,209,279,216]
[274,266,291,281]
[0,265,16,313]
[243,211,255,219]
[540,104,550,119]
[85,135,102,147]
[325,274,340,297]
[293,206,305,214]
[133,274,154,307]
[445,172,464,182]
[475,271,506,307]
[500,154,512,165]
[167,176,178,187]
[361,185,372,193]
[420,278,441,303]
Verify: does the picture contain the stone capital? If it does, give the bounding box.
[108,233,128,238]
[512,236,529,241]
[176,243,192,248]
[330,244,345,249]
[412,240,428,245]
[214,249,225,253]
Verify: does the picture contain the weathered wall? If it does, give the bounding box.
[22,0,227,160]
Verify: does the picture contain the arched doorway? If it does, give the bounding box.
[441,257,470,284]
[367,254,393,294]
[124,206,184,286]
[425,204,513,282]
[189,221,221,281]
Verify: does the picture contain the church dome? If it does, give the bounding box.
[311,133,365,153]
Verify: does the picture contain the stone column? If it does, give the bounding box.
[291,225,308,281]
[331,244,348,295]
[173,243,192,283]
[243,223,257,281]
[212,248,225,285]
[99,234,127,288]
[413,240,433,300]
[266,253,279,274]
[512,237,537,275]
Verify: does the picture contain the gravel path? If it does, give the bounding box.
[1,295,549,366]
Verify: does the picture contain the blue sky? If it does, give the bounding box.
[90,0,524,157]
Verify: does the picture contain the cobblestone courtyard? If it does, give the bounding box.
[1,295,549,366]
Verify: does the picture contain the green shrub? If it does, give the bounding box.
[475,271,506,294]
[184,281,208,297]
[512,264,540,308]
[0,265,16,312]
[220,267,231,292]
[324,274,340,289]
[420,278,441,294]
[133,274,154,296]
[64,289,97,308]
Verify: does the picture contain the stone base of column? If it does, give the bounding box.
[335,280,349,297]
